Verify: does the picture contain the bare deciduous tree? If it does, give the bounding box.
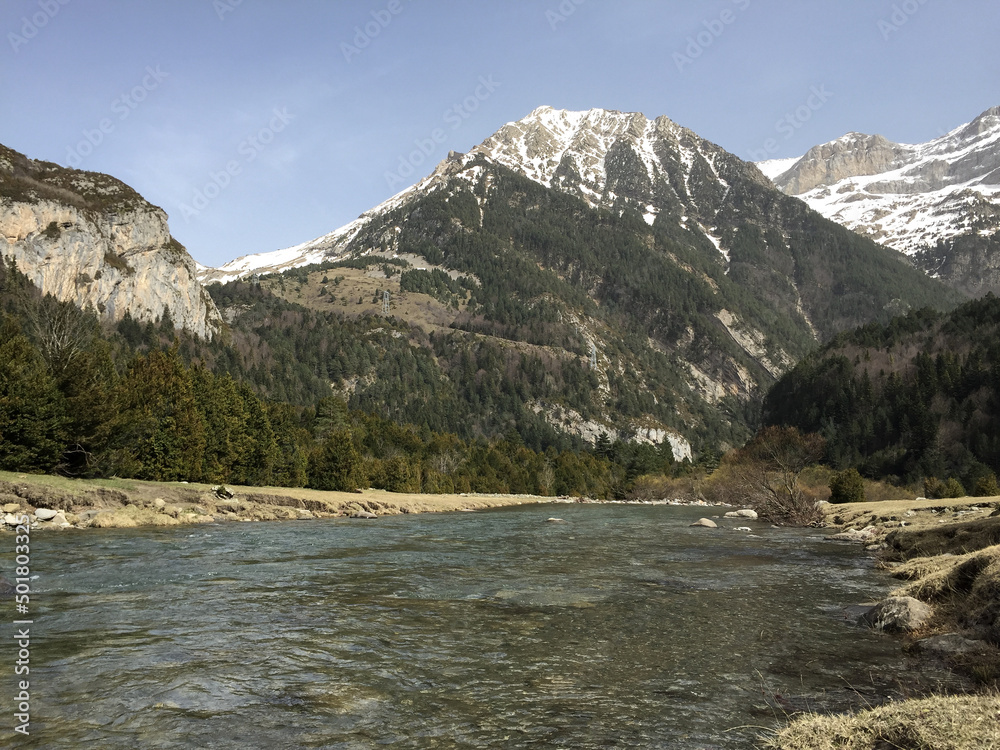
[724,426,827,525]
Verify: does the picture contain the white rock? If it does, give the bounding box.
[724,509,758,520]
[34,508,59,521]
[690,518,718,528]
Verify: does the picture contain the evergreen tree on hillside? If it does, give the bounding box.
[0,322,66,472]
[110,348,206,481]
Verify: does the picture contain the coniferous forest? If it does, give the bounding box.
[764,295,1000,495]
[0,259,674,497]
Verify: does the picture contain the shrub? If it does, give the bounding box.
[42,221,61,240]
[829,468,866,504]
[973,473,999,498]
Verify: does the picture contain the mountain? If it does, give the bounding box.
[763,106,1000,297]
[0,143,222,338]
[763,293,1000,493]
[199,106,959,453]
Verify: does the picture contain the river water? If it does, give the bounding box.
[4,504,923,748]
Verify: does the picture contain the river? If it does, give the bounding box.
[3,503,921,748]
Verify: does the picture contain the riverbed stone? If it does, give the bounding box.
[34,508,59,520]
[3,502,21,513]
[153,498,166,509]
[690,518,718,528]
[858,596,934,633]
[3,513,21,526]
[350,510,377,519]
[830,526,878,543]
[724,509,758,520]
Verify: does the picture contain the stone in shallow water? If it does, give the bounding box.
[724,509,758,520]
[858,596,933,633]
[914,633,989,655]
[690,517,717,528]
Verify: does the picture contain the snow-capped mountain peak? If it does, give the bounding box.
[765,105,1000,256]
[200,106,755,282]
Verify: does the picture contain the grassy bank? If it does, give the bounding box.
[0,470,554,529]
[765,494,1000,749]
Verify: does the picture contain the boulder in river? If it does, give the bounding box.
[350,510,377,519]
[690,518,718,528]
[858,596,933,633]
[724,509,758,520]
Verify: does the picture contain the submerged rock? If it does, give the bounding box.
[914,633,989,656]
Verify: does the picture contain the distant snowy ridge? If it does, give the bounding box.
[761,106,1000,256]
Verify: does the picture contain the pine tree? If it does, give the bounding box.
[308,429,361,491]
[111,348,206,481]
[0,323,66,471]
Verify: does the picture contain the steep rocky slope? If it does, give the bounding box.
[764,106,1000,296]
[0,144,221,338]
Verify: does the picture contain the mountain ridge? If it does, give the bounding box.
[761,105,1000,296]
[199,105,960,451]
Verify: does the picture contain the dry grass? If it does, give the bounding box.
[888,544,1000,642]
[264,266,465,335]
[0,470,552,528]
[825,496,999,536]
[765,694,1000,750]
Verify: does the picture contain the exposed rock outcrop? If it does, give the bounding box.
[0,143,222,338]
[774,133,909,196]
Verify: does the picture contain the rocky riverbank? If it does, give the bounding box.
[767,494,1000,750]
[0,471,555,531]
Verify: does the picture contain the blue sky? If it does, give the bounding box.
[3,0,998,268]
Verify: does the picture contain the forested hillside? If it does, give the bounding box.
[764,294,1000,494]
[200,156,962,460]
[0,259,672,497]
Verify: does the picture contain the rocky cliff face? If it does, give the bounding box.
[775,133,910,195]
[0,144,222,338]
